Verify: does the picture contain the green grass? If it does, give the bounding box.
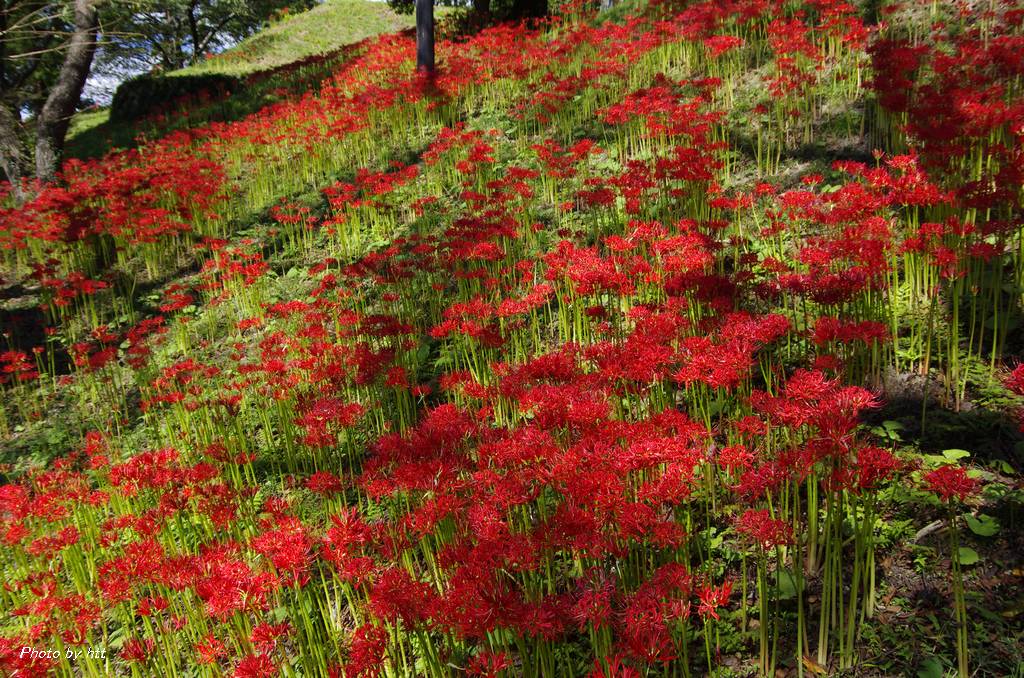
[180,0,415,76]
[67,0,415,159]
[67,108,109,139]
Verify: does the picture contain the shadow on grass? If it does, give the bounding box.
[67,35,382,160]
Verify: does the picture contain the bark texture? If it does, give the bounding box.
[0,104,28,200]
[35,0,99,184]
[415,0,434,74]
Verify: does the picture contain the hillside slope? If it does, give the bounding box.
[1,1,1023,677]
[183,0,417,76]
[68,0,415,159]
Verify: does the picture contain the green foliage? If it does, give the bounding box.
[870,419,905,444]
[109,72,239,122]
[387,0,546,22]
[0,1,75,114]
[963,513,999,537]
[97,0,319,73]
[957,546,980,566]
[917,656,945,678]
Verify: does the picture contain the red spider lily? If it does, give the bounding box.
[344,624,389,677]
[367,566,437,627]
[250,622,291,654]
[737,509,792,550]
[232,653,277,678]
[294,398,366,447]
[196,554,278,620]
[0,350,39,384]
[590,653,643,678]
[251,516,313,577]
[573,570,616,630]
[704,34,744,58]
[812,317,889,347]
[136,595,168,618]
[696,580,732,621]
[854,446,902,492]
[121,637,155,663]
[751,369,879,436]
[195,634,227,665]
[467,650,513,677]
[304,471,345,495]
[923,465,978,503]
[1005,364,1024,396]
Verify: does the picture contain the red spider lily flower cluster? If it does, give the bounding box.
[736,509,792,551]
[923,465,979,504]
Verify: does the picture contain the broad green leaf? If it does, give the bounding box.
[916,657,943,678]
[942,449,970,461]
[958,546,980,566]
[964,514,999,537]
[775,568,803,600]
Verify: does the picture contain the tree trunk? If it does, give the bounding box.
[0,2,24,200]
[35,0,99,185]
[187,1,202,64]
[0,104,29,202]
[511,0,547,19]
[473,0,491,17]
[415,0,434,74]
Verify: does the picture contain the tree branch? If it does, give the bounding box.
[194,11,236,60]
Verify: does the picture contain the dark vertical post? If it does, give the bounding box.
[415,0,434,74]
